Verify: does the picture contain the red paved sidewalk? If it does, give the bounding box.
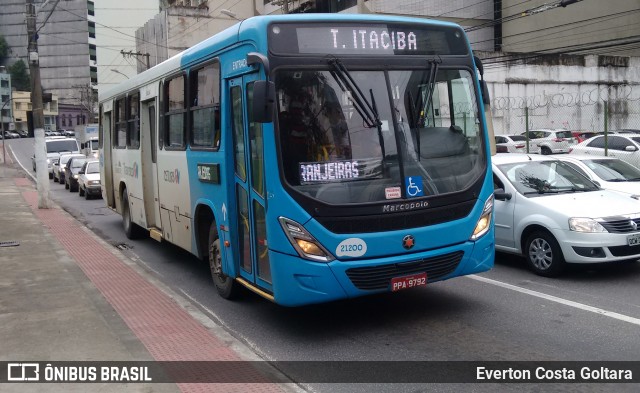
[17,179,287,393]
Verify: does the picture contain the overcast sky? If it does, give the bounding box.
[95,0,160,91]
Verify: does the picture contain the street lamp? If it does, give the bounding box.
[110,69,129,80]
[220,9,242,21]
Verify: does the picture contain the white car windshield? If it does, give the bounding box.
[584,159,640,182]
[85,162,99,174]
[498,161,599,195]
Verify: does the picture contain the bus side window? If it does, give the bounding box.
[164,74,186,149]
[189,61,220,149]
[127,92,140,149]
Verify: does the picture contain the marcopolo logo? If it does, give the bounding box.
[164,169,180,184]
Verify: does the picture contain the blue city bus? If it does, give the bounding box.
[98,14,494,306]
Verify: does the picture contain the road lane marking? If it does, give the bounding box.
[469,274,640,327]
[8,144,36,181]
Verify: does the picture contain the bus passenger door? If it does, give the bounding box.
[230,75,272,292]
[140,98,161,230]
[102,109,116,208]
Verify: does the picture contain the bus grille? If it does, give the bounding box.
[345,251,464,291]
[315,200,475,234]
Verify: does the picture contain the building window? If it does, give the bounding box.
[89,44,97,61]
[62,116,66,127]
[88,21,96,38]
[88,1,95,16]
[90,66,98,85]
[77,114,81,125]
[1,95,9,103]
[0,80,8,88]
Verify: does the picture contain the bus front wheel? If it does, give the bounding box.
[208,225,238,299]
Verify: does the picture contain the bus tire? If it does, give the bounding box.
[122,191,144,239]
[524,230,566,277]
[208,224,238,299]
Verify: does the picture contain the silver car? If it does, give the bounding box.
[493,154,640,276]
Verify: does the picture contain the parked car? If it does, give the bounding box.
[555,155,640,196]
[32,137,80,178]
[54,153,85,184]
[519,129,576,155]
[16,130,29,138]
[571,131,598,143]
[493,153,640,276]
[495,135,527,153]
[77,160,101,199]
[569,134,640,169]
[2,130,20,139]
[63,130,75,137]
[64,156,87,192]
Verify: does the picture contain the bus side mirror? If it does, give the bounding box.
[480,80,490,106]
[253,80,276,124]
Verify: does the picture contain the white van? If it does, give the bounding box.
[32,137,80,178]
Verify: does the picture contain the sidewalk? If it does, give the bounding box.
[0,150,297,392]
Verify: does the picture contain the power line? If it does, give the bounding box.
[470,8,640,47]
[465,0,584,32]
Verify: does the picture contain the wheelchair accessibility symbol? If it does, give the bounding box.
[405,176,424,198]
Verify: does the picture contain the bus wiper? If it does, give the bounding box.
[328,59,381,129]
[407,59,440,157]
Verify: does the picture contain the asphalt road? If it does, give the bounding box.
[7,137,640,392]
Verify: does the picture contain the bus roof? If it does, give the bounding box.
[99,14,466,103]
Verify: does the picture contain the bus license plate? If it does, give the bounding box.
[627,233,640,246]
[390,273,427,292]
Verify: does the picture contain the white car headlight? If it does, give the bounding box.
[568,218,607,233]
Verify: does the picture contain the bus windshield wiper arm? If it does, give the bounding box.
[328,59,380,128]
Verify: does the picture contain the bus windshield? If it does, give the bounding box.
[275,68,485,204]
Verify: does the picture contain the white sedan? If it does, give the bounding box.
[495,135,527,153]
[569,134,640,168]
[493,154,640,276]
[78,160,102,199]
[555,155,640,196]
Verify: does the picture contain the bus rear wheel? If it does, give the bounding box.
[122,191,145,239]
[208,225,238,299]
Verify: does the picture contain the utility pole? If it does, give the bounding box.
[26,0,50,208]
[120,50,151,71]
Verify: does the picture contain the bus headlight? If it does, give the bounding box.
[279,217,334,262]
[471,195,493,240]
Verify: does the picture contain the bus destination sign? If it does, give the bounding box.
[269,23,468,56]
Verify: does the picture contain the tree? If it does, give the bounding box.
[0,35,8,59]
[8,60,30,91]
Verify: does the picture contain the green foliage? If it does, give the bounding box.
[8,60,30,91]
[0,35,8,58]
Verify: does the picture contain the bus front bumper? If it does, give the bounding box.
[270,235,494,307]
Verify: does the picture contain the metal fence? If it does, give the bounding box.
[490,84,640,166]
